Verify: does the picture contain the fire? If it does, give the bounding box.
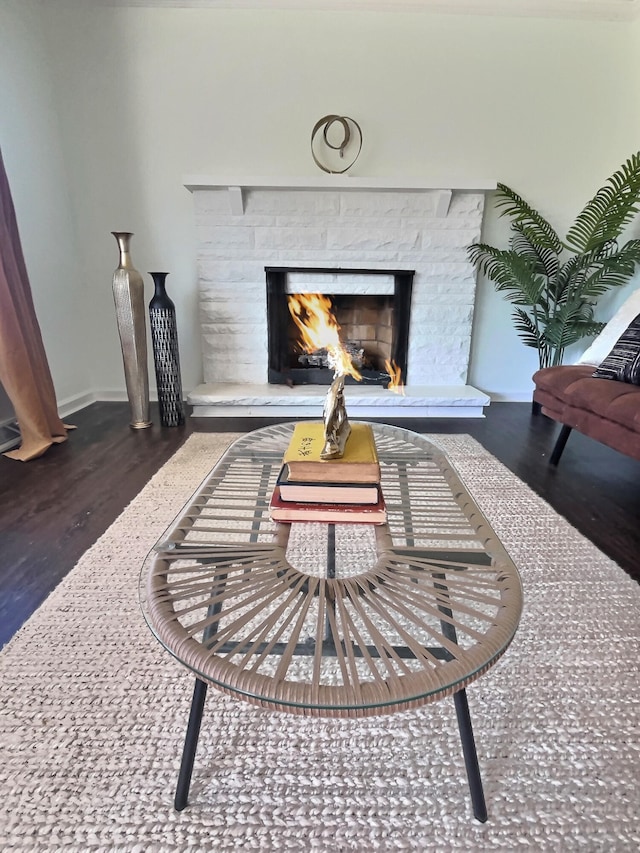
[287,293,362,380]
[384,359,405,395]
[287,293,404,392]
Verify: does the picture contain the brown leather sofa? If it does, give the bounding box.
[532,365,640,464]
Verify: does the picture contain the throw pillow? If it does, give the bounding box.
[577,287,640,366]
[593,312,640,385]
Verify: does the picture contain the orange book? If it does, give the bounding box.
[269,487,387,524]
[282,422,380,484]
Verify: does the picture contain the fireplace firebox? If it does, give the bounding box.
[266,267,413,386]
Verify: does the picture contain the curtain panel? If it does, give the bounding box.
[0,148,72,461]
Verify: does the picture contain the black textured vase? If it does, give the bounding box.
[148,272,185,427]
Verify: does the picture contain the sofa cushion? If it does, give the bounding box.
[592,312,640,385]
[533,365,640,432]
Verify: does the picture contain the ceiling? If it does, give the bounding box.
[101,0,640,22]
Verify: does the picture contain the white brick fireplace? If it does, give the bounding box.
[185,176,495,417]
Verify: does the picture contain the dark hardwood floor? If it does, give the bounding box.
[1,401,639,649]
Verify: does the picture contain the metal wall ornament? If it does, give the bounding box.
[148,272,185,428]
[111,231,152,429]
[311,114,363,174]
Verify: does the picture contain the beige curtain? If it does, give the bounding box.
[0,148,72,461]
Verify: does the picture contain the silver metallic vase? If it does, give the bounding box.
[111,231,152,429]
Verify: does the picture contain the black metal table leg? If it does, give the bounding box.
[454,688,488,823]
[431,567,488,823]
[174,556,232,811]
[175,677,208,811]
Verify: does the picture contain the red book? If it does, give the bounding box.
[269,486,387,524]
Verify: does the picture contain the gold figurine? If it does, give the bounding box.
[321,373,351,459]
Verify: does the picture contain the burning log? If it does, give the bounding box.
[297,342,364,370]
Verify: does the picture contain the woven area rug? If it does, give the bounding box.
[1,433,639,852]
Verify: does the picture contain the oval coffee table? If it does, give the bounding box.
[140,422,523,822]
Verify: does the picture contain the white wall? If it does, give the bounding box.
[8,3,640,403]
[0,0,90,411]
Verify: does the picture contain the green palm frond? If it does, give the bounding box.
[510,226,559,281]
[578,245,640,297]
[577,320,606,338]
[556,239,640,301]
[467,244,546,306]
[554,253,591,301]
[544,304,602,349]
[545,318,605,349]
[494,184,562,252]
[565,152,640,252]
[511,308,543,350]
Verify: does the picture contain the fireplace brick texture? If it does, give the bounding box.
[194,189,484,386]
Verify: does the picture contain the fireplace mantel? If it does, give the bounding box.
[183,175,497,216]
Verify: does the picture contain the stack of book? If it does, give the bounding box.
[269,422,387,524]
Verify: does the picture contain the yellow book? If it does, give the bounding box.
[283,422,380,483]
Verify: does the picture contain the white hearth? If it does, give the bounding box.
[185,176,495,417]
[188,383,489,418]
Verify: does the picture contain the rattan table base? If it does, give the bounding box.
[141,423,523,821]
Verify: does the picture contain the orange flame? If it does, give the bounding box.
[384,359,405,395]
[287,293,362,380]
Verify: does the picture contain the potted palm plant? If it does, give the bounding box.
[468,152,640,369]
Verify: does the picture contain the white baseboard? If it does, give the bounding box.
[90,390,161,403]
[57,390,98,417]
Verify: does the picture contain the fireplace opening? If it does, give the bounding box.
[266,267,413,386]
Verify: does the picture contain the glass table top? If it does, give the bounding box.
[140,422,522,717]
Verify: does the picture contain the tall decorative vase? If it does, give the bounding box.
[111,231,152,429]
[148,272,185,427]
